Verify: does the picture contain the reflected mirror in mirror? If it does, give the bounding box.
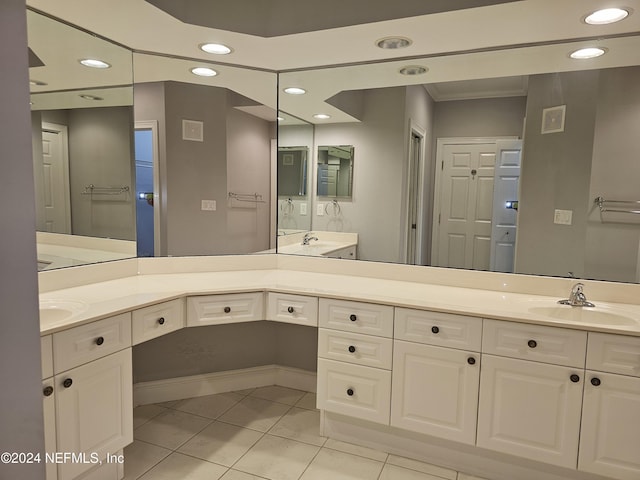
[278,37,640,284]
[277,116,314,235]
[28,9,136,270]
[317,145,354,198]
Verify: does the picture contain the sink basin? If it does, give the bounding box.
[39,299,88,323]
[528,305,638,326]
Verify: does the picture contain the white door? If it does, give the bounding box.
[434,143,497,269]
[391,341,480,445]
[41,123,71,234]
[55,350,132,479]
[477,355,583,468]
[489,140,522,273]
[579,372,640,479]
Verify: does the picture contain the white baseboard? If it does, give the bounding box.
[134,364,316,406]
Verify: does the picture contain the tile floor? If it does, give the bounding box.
[125,385,487,480]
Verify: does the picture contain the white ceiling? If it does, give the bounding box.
[26,0,640,121]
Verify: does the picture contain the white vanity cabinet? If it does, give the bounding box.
[477,320,587,469]
[132,298,185,345]
[578,333,640,480]
[266,292,318,326]
[324,245,357,260]
[391,309,481,445]
[49,313,133,480]
[317,299,393,424]
[187,292,264,326]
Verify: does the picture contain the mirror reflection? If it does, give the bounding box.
[317,145,354,198]
[28,9,136,269]
[278,38,640,283]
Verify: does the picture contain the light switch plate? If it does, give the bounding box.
[317,203,324,216]
[201,200,216,211]
[300,203,307,215]
[554,209,572,225]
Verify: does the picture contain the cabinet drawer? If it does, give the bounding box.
[395,308,482,351]
[41,335,53,379]
[53,312,132,374]
[266,292,318,327]
[325,245,357,260]
[187,292,264,326]
[132,299,185,345]
[317,358,391,425]
[318,328,392,369]
[483,319,587,368]
[587,333,640,377]
[319,298,393,338]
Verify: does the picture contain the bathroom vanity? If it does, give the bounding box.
[38,255,640,480]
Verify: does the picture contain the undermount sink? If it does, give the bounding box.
[39,299,88,323]
[528,305,638,326]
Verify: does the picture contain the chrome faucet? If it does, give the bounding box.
[558,283,595,307]
[301,233,319,245]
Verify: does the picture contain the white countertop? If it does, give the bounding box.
[39,265,640,336]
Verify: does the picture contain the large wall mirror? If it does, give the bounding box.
[28,9,136,270]
[28,8,278,270]
[277,35,640,283]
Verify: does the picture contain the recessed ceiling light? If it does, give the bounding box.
[376,36,412,49]
[79,94,103,101]
[190,67,218,77]
[29,79,47,86]
[200,43,232,55]
[284,87,306,95]
[570,47,607,59]
[399,65,428,76]
[313,114,331,120]
[584,8,630,25]
[79,58,111,69]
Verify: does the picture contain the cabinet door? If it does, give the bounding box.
[579,372,640,480]
[477,355,583,468]
[55,349,132,480]
[42,379,57,480]
[390,341,479,444]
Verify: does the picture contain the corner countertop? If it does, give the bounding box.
[39,263,640,337]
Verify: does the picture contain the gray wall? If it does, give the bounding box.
[516,71,599,278]
[586,67,640,282]
[0,1,46,478]
[134,82,271,256]
[313,87,407,263]
[133,322,317,383]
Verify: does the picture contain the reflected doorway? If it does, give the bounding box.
[134,122,158,256]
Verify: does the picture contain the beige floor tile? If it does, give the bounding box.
[386,455,456,480]
[134,409,212,450]
[234,434,320,480]
[294,392,317,410]
[172,392,244,419]
[178,421,263,467]
[300,448,384,480]
[233,388,256,396]
[323,439,388,462]
[457,474,489,480]
[220,470,265,480]
[123,440,171,480]
[380,464,453,480]
[269,407,325,446]
[137,452,227,480]
[218,396,291,432]
[133,405,168,430]
[249,385,307,405]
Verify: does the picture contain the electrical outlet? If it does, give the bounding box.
[554,209,572,225]
[201,200,216,211]
[317,203,324,216]
[300,203,307,215]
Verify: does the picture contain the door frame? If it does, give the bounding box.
[135,121,160,255]
[431,137,518,266]
[404,120,427,265]
[41,122,71,234]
